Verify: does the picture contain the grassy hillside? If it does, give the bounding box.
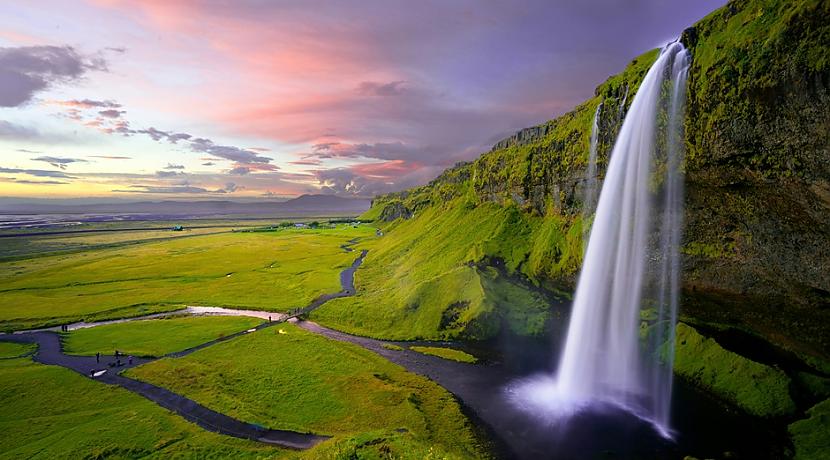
[317,0,830,361]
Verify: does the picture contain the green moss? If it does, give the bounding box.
[673,323,796,417]
[788,398,830,460]
[682,241,736,258]
[795,372,830,402]
[409,346,477,364]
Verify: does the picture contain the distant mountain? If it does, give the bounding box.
[0,194,370,217]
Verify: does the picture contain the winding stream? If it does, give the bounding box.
[0,238,783,458]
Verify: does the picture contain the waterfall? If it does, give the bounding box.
[582,101,602,244]
[509,42,690,438]
[617,84,629,125]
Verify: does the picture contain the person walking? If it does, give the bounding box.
[128,355,133,365]
[96,352,100,363]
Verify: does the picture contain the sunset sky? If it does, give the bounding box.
[0,0,724,200]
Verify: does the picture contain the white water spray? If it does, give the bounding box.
[510,42,690,438]
[582,102,602,230]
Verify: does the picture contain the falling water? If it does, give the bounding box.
[582,102,603,242]
[617,84,629,125]
[510,42,690,438]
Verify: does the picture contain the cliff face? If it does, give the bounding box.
[357,0,829,357]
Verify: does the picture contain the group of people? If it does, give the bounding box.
[90,350,134,377]
[59,324,70,332]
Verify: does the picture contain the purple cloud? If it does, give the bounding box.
[98,109,125,118]
[357,80,407,96]
[0,45,107,107]
[31,156,88,169]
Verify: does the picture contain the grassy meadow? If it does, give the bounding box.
[0,225,374,332]
[0,355,282,459]
[127,323,486,458]
[0,226,240,260]
[64,316,263,357]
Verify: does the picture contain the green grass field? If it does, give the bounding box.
[310,200,558,341]
[127,323,486,458]
[0,342,35,359]
[64,316,263,357]
[0,226,241,260]
[410,346,478,363]
[0,225,374,332]
[0,356,282,459]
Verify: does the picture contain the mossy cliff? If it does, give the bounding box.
[337,0,829,363]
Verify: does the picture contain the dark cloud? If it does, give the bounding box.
[114,185,209,194]
[155,170,183,178]
[168,132,192,143]
[31,156,88,169]
[0,120,43,140]
[290,159,322,166]
[190,139,272,164]
[0,177,69,185]
[98,109,125,118]
[137,127,170,141]
[357,80,407,96]
[7,178,69,185]
[228,166,250,175]
[214,182,239,193]
[0,45,107,107]
[202,162,215,166]
[164,163,185,170]
[0,167,76,179]
[88,155,131,160]
[52,99,121,109]
[311,141,424,161]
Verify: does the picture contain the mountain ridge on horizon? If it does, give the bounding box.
[0,194,370,216]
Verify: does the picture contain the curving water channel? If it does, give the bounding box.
[0,237,784,458]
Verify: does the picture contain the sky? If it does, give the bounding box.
[0,0,725,200]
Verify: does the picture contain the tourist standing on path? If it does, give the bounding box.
[128,355,133,365]
[96,352,100,363]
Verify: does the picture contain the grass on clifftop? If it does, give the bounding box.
[0,356,280,459]
[127,323,486,459]
[64,316,263,357]
[0,225,373,332]
[673,322,796,417]
[312,199,565,341]
[410,346,477,364]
